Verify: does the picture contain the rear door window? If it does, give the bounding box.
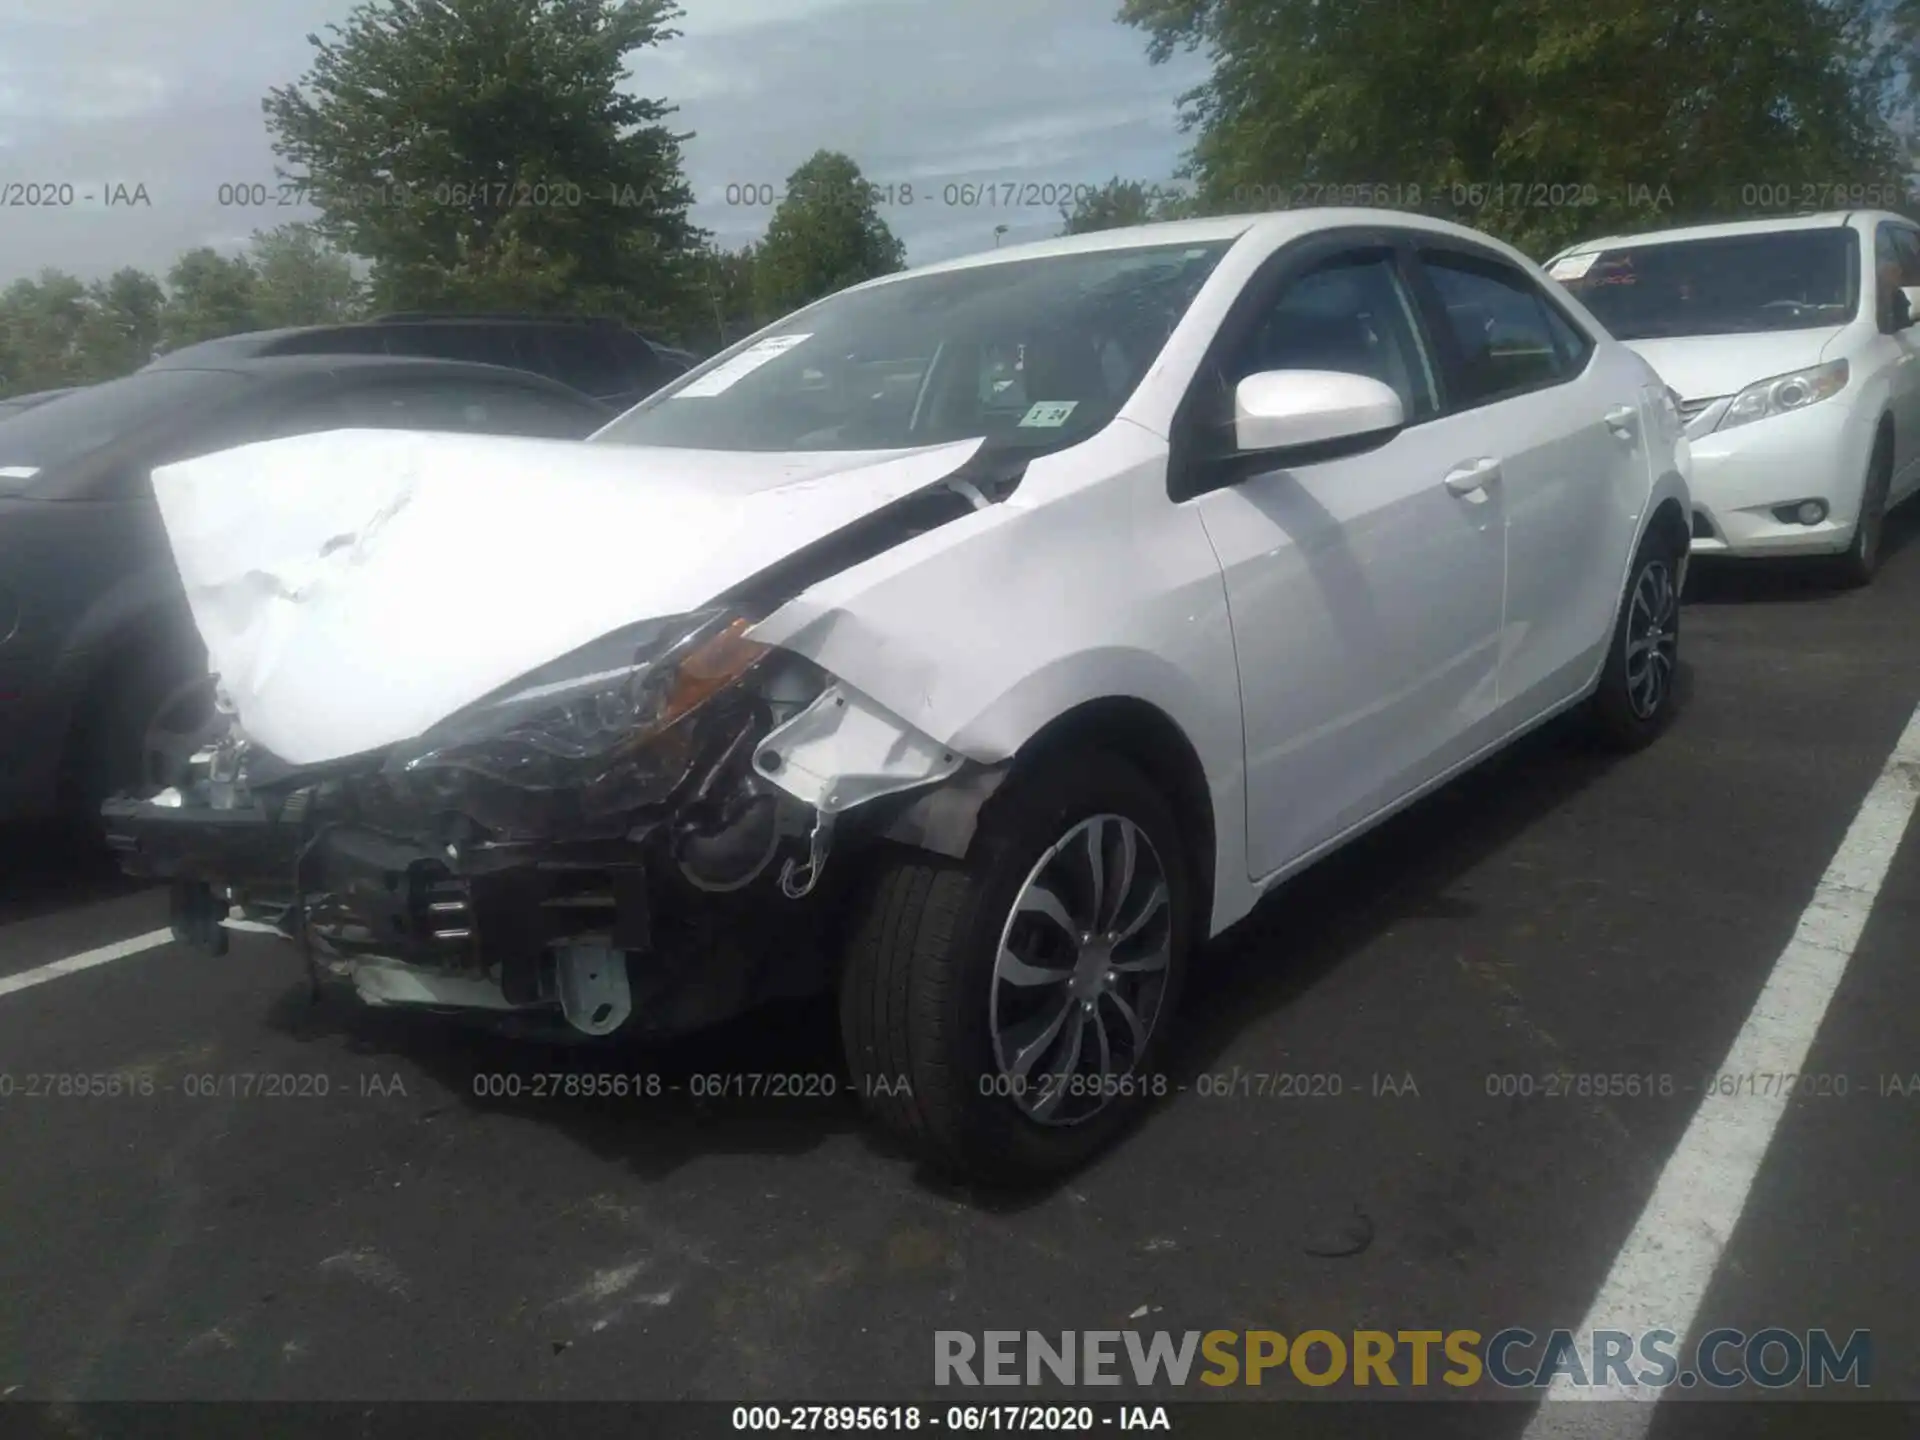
[334,378,603,436]
[535,329,627,396]
[1418,251,1571,407]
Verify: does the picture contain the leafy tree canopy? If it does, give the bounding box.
[1060,176,1194,234]
[251,221,366,329]
[263,0,703,331]
[753,150,907,318]
[160,247,262,351]
[1122,0,1911,255]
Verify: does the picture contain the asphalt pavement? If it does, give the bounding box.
[3,519,1919,1432]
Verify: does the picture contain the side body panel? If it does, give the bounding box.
[1191,409,1506,876]
[1489,341,1653,724]
[750,420,1260,936]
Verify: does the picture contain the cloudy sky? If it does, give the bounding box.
[0,0,1211,288]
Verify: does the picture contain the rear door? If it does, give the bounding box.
[1411,244,1646,722]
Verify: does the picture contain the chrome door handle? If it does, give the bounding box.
[1606,404,1639,437]
[1443,457,1501,496]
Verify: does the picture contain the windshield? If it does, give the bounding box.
[0,368,248,471]
[1555,228,1860,340]
[591,240,1234,453]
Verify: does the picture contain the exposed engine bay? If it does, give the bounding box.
[103,429,1026,1040]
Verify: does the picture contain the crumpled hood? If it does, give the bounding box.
[1623,329,1844,402]
[151,427,983,765]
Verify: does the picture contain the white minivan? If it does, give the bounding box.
[1548,212,1920,584]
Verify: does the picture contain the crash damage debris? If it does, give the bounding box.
[105,441,1028,1041]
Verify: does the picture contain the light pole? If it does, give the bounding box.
[993,224,1009,248]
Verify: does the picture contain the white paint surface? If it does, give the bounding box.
[1523,699,1920,1432]
[0,929,173,999]
[148,429,982,764]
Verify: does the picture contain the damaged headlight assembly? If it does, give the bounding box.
[383,608,820,841]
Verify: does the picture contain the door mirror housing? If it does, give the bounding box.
[1234,370,1406,456]
[1899,287,1920,331]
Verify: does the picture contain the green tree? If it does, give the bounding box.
[753,151,907,317]
[250,222,365,327]
[694,243,760,345]
[0,271,90,393]
[73,268,169,378]
[262,0,703,331]
[159,248,261,351]
[1122,0,1910,256]
[1060,176,1193,234]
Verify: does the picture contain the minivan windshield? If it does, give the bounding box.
[1556,228,1860,340]
[0,368,248,473]
[591,240,1234,453]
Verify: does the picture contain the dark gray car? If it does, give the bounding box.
[0,354,611,825]
[0,387,78,419]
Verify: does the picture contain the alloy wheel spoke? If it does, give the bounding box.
[1016,882,1081,940]
[1104,987,1149,1053]
[1111,939,1171,975]
[1103,820,1137,932]
[1080,818,1107,935]
[996,945,1072,988]
[1092,1000,1115,1076]
[1030,1008,1087,1121]
[1008,997,1075,1083]
[1113,880,1168,945]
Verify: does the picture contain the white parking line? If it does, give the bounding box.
[1524,699,1920,1434]
[0,929,175,999]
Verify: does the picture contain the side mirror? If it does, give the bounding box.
[1233,370,1405,455]
[1900,287,1920,331]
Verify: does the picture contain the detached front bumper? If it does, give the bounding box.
[100,790,836,1041]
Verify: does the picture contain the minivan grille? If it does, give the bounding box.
[1677,396,1721,425]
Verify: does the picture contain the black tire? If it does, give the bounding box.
[840,748,1193,1185]
[1833,430,1894,589]
[1586,525,1684,751]
[61,642,213,827]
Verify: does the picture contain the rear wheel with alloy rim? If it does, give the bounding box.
[840,748,1191,1184]
[1587,529,1683,750]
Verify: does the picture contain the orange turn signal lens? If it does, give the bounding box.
[657,617,768,729]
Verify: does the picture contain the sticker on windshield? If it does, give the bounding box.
[1019,401,1079,428]
[1548,253,1599,281]
[672,333,812,398]
[0,466,39,480]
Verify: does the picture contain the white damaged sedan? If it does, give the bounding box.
[106,210,1691,1182]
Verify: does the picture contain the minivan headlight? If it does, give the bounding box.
[1716,359,1849,433]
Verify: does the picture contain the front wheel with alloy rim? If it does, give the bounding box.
[840,749,1192,1184]
[1586,530,1683,750]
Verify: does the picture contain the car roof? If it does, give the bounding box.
[153,352,609,398]
[1552,210,1887,258]
[848,207,1545,288]
[150,315,648,364]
